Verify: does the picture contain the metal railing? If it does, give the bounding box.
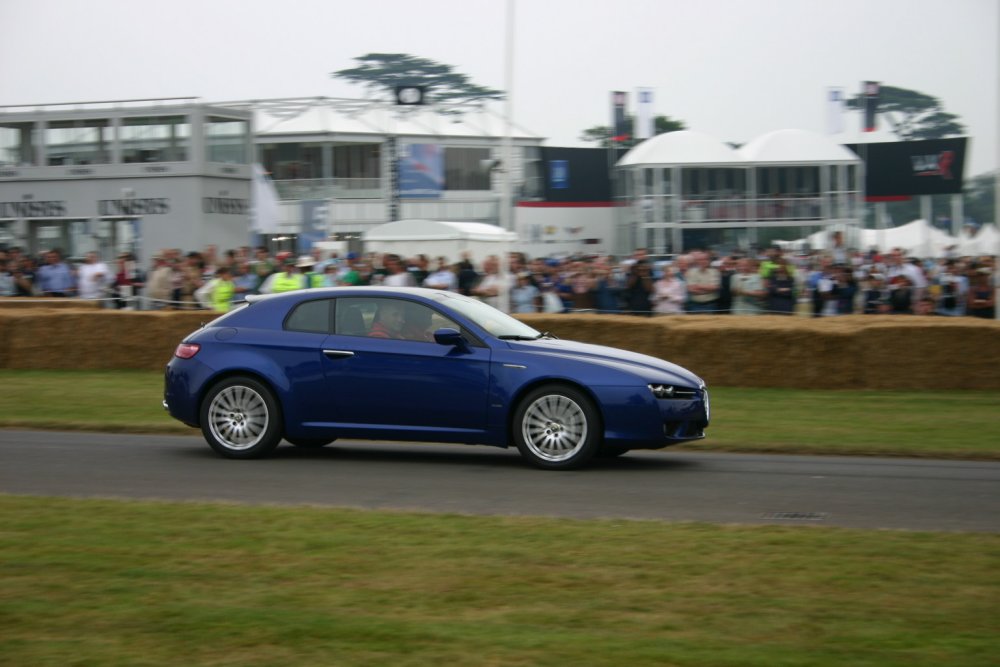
[273,178,382,200]
[635,195,862,224]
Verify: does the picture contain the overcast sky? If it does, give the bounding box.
[1,0,997,175]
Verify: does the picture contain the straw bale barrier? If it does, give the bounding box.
[0,309,998,389]
[0,297,102,310]
[519,314,1000,390]
[0,309,206,372]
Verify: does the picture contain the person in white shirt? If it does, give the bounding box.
[382,254,416,287]
[472,255,514,311]
[885,248,928,296]
[77,251,113,300]
[423,256,458,291]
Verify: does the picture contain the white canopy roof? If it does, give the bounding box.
[362,219,517,265]
[739,129,860,164]
[217,97,543,143]
[617,130,743,167]
[618,128,862,168]
[363,219,517,243]
[958,223,1000,256]
[778,220,999,258]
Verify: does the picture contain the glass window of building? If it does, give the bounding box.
[206,116,248,164]
[260,142,324,180]
[444,147,490,191]
[0,122,35,166]
[333,144,380,179]
[121,116,190,163]
[45,118,111,165]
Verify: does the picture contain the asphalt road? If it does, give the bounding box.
[1,430,997,532]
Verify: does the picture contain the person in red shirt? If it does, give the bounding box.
[368,301,406,339]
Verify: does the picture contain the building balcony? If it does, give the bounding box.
[273,178,382,200]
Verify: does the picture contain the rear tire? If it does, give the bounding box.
[200,377,282,459]
[513,385,601,470]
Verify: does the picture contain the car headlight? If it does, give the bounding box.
[648,384,699,399]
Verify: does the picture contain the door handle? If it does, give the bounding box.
[323,349,355,360]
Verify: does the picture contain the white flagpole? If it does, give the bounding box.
[995,4,999,319]
[498,0,515,314]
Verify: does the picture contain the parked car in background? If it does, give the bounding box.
[164,287,709,469]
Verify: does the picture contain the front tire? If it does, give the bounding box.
[285,437,335,448]
[513,385,601,470]
[200,377,282,459]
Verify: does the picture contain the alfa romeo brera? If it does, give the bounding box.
[164,287,709,470]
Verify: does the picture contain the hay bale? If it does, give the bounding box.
[857,318,1000,390]
[2,310,998,387]
[0,310,207,370]
[516,313,1000,389]
[0,297,102,310]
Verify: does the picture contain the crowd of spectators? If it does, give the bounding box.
[0,243,996,319]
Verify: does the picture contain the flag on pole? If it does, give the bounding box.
[611,91,630,144]
[862,81,880,132]
[250,163,282,234]
[826,87,844,135]
[636,88,654,140]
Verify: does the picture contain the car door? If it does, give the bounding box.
[318,297,492,437]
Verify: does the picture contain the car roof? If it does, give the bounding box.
[244,286,454,305]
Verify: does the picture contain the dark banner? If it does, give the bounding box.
[540,147,612,202]
[847,137,967,197]
[862,81,880,132]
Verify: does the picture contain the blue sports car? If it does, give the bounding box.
[164,287,709,469]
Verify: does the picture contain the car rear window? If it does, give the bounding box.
[284,299,332,333]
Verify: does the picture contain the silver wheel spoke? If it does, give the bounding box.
[521,394,589,463]
[208,385,269,450]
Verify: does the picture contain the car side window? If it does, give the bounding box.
[336,297,458,342]
[284,299,332,334]
[335,299,375,337]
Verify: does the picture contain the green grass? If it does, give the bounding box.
[0,370,997,459]
[1,496,997,667]
[696,388,1000,459]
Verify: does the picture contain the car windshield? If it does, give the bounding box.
[434,292,542,339]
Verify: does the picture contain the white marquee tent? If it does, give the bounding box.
[778,220,999,258]
[362,219,518,263]
[957,223,1000,257]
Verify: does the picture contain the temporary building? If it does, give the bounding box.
[780,219,993,258]
[362,219,518,264]
[957,223,1000,257]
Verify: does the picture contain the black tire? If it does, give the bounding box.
[513,385,602,470]
[200,376,282,459]
[285,437,335,448]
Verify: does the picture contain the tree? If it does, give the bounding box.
[580,115,686,148]
[963,170,996,226]
[846,85,965,141]
[332,53,504,107]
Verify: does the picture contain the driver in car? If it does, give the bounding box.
[368,301,406,339]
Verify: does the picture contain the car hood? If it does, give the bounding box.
[506,338,704,387]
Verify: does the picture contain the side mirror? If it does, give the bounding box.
[433,327,464,346]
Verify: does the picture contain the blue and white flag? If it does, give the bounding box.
[250,163,282,234]
[636,88,654,140]
[826,87,845,135]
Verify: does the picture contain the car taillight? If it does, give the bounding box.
[174,343,201,359]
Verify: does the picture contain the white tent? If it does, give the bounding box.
[780,219,965,258]
[362,219,518,264]
[860,219,955,257]
[957,223,1000,257]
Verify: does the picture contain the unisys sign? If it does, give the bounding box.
[846,137,967,198]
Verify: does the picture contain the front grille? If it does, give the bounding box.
[649,384,699,399]
[664,420,706,439]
